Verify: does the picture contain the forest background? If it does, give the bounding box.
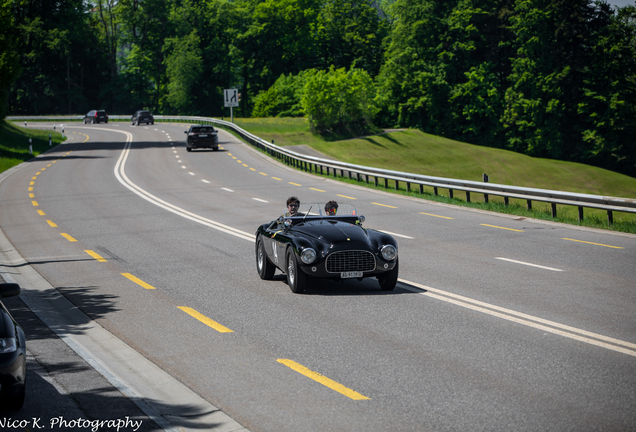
[1,0,635,177]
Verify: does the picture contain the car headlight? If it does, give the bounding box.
[0,337,17,354]
[300,248,317,264]
[381,245,397,261]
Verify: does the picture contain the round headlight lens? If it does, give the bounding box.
[381,245,397,261]
[300,248,317,264]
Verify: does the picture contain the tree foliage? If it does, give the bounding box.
[3,0,635,176]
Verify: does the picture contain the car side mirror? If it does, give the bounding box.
[0,283,21,299]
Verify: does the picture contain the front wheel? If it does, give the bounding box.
[256,238,276,280]
[186,146,192,152]
[378,258,399,291]
[287,250,306,294]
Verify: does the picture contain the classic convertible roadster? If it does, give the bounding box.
[255,203,399,293]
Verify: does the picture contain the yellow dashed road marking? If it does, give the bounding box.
[420,212,454,219]
[372,202,397,209]
[121,273,156,290]
[178,306,233,333]
[562,238,624,249]
[60,233,77,242]
[481,224,524,232]
[85,250,107,262]
[46,220,57,227]
[277,359,370,400]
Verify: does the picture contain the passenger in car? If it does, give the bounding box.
[325,201,338,216]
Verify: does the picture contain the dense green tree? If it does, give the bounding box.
[0,0,21,120]
[313,0,389,76]
[302,66,377,133]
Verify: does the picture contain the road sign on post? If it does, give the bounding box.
[224,89,239,123]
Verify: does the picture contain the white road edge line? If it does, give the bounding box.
[378,229,414,239]
[495,257,563,272]
[399,279,636,357]
[113,130,253,242]
[253,198,268,203]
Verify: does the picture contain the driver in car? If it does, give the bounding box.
[286,196,301,216]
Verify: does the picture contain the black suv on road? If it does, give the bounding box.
[131,110,154,126]
[185,125,219,151]
[83,110,108,124]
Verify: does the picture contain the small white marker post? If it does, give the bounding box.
[49,134,52,146]
[29,138,33,155]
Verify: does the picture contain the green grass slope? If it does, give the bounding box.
[0,121,66,172]
[234,117,636,232]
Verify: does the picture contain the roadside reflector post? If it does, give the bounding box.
[24,120,27,127]
[28,138,33,155]
[49,134,52,146]
[483,173,489,203]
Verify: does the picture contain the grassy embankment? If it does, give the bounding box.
[234,117,636,234]
[0,121,66,173]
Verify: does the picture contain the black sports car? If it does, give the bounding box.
[255,203,399,293]
[184,125,219,151]
[0,283,26,411]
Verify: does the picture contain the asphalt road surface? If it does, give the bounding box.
[0,122,634,432]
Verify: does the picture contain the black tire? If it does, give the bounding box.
[256,238,276,280]
[186,146,192,152]
[378,258,399,291]
[286,249,306,293]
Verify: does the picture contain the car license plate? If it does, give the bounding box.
[341,271,363,278]
[199,134,207,138]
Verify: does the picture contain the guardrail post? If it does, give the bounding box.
[551,203,557,218]
[407,182,411,193]
[449,189,454,199]
[434,187,438,196]
[578,206,584,222]
[608,210,613,225]
[395,180,399,191]
[527,200,532,210]
[504,197,509,206]
[384,178,388,188]
[466,191,470,202]
[356,173,361,182]
[483,173,489,203]
[419,184,423,194]
[374,177,378,187]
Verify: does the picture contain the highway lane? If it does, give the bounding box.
[1,122,635,431]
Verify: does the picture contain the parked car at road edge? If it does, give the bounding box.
[0,283,26,411]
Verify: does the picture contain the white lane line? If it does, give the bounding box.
[201,180,210,184]
[399,279,636,357]
[222,188,234,192]
[495,257,563,272]
[253,198,268,203]
[181,166,186,169]
[378,229,414,239]
[189,172,195,176]
[113,130,253,242]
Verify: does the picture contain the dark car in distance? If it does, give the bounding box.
[255,203,399,293]
[131,110,154,126]
[185,125,218,152]
[83,110,108,124]
[0,283,26,411]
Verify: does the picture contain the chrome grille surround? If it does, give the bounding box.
[325,250,376,273]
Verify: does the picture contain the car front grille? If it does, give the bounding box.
[326,250,376,273]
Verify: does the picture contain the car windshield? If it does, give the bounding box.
[192,127,215,133]
[284,203,357,218]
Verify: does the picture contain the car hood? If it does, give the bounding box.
[292,220,370,246]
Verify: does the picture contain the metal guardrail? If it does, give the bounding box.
[8,115,636,224]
